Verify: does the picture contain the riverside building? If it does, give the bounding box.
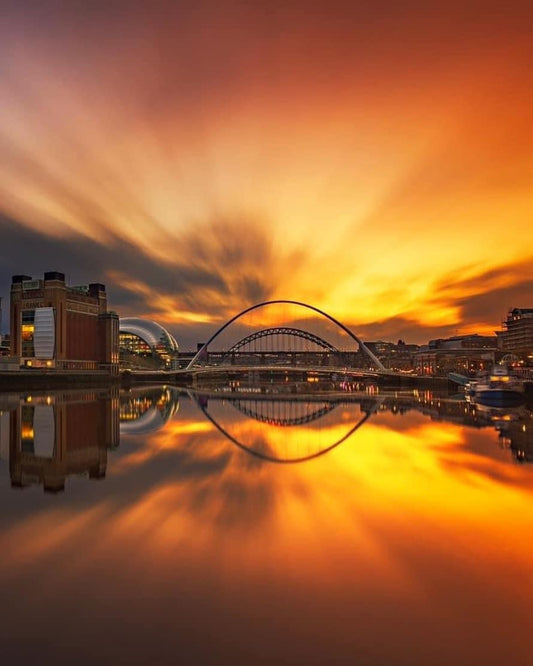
[496,308,533,362]
[9,272,119,371]
[119,317,179,369]
[413,334,498,376]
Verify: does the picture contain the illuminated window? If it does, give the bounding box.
[22,324,34,341]
[21,310,36,357]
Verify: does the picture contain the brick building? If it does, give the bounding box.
[10,271,119,371]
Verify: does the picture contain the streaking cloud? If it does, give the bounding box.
[0,1,531,342]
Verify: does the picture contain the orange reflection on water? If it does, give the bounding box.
[111,420,214,472]
[0,404,532,664]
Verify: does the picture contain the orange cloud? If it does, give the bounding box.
[0,2,531,341]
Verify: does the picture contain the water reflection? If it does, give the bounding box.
[193,393,379,463]
[477,403,533,463]
[120,387,180,435]
[191,387,533,469]
[6,390,118,492]
[0,387,531,493]
[0,386,532,665]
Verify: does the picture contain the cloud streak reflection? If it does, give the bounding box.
[1,385,533,665]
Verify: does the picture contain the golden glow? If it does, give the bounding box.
[112,420,213,472]
[21,424,34,440]
[0,395,532,663]
[2,412,533,584]
[21,324,34,341]
[0,5,532,339]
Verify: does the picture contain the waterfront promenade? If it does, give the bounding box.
[0,365,475,393]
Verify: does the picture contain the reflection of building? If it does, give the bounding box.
[10,272,119,371]
[0,409,9,460]
[375,393,533,465]
[9,391,119,492]
[497,308,533,361]
[497,411,533,464]
[120,387,179,434]
[119,318,179,369]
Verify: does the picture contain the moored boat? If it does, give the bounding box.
[473,364,525,406]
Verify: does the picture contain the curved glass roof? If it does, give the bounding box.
[119,318,179,352]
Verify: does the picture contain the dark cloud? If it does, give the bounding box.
[178,216,276,307]
[460,280,533,323]
[356,316,458,345]
[0,213,220,330]
[0,214,219,289]
[0,212,280,341]
[173,322,221,350]
[2,211,529,348]
[445,262,533,324]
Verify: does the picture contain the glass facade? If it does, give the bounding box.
[21,310,35,357]
[119,332,153,356]
[119,318,179,368]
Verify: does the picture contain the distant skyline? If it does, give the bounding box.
[1,1,532,346]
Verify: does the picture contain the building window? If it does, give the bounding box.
[21,310,35,357]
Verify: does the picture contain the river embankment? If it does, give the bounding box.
[1,367,531,397]
[0,371,121,391]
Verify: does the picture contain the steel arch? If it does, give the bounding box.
[227,326,338,353]
[186,300,385,371]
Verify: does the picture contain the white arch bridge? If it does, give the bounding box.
[186,300,386,373]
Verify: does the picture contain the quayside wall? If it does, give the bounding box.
[0,371,120,392]
[1,368,531,397]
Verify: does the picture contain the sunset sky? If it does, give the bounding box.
[1,0,532,347]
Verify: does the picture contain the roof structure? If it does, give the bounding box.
[119,317,179,352]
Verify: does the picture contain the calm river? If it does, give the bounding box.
[0,386,532,665]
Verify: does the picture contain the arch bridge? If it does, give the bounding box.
[227,326,338,354]
[186,300,385,372]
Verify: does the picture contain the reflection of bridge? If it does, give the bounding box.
[231,398,337,427]
[189,389,533,465]
[190,391,382,463]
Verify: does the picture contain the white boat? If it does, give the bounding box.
[473,364,525,406]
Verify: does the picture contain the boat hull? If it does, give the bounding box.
[474,389,525,406]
